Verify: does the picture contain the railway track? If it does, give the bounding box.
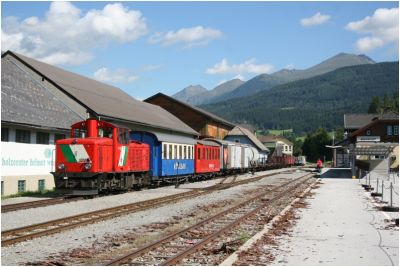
[104,173,314,266]
[1,197,84,213]
[1,169,295,214]
[1,170,292,247]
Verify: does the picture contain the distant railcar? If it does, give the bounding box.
[194,140,221,174]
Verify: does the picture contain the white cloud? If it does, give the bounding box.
[345,8,399,52]
[206,58,274,75]
[300,12,331,27]
[142,64,163,71]
[94,67,138,83]
[149,26,222,48]
[1,2,148,65]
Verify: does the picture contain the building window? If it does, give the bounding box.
[18,180,26,193]
[1,128,9,141]
[387,125,393,136]
[16,129,30,143]
[54,133,66,142]
[394,126,398,136]
[1,181,4,196]
[36,132,50,144]
[38,179,45,192]
[366,130,371,136]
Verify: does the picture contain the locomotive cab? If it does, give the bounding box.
[53,119,149,195]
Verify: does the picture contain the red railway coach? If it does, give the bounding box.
[53,119,150,194]
[195,140,221,174]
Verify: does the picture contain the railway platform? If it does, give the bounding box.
[223,168,399,266]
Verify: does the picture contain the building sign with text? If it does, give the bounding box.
[1,142,55,176]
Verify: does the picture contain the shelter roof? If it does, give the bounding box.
[3,51,198,136]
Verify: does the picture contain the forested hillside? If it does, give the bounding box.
[200,62,399,134]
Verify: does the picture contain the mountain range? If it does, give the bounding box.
[173,53,375,105]
[199,61,398,133]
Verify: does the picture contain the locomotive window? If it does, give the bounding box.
[118,129,129,144]
[102,127,113,138]
[73,128,87,138]
[163,144,167,159]
[169,144,172,159]
[174,145,177,159]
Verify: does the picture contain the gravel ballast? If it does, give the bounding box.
[2,168,304,265]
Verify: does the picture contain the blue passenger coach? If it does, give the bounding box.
[130,131,195,182]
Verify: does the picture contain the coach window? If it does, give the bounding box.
[163,144,167,159]
[198,147,201,159]
[184,146,187,159]
[179,145,182,159]
[174,145,177,159]
[169,144,172,159]
[16,129,30,143]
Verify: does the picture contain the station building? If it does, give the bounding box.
[1,51,198,196]
[257,135,293,156]
[145,93,235,139]
[336,111,399,177]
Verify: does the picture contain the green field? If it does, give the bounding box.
[267,129,293,136]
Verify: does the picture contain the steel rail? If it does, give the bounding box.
[1,170,289,247]
[161,174,313,266]
[105,173,313,266]
[1,197,84,213]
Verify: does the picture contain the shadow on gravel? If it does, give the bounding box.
[321,168,352,179]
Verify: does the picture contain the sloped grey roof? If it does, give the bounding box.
[344,114,377,130]
[258,135,293,145]
[378,111,399,120]
[145,93,235,128]
[3,51,198,136]
[226,126,269,152]
[1,56,83,129]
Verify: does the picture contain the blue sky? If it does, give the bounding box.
[2,1,399,100]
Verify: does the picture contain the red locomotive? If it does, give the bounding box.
[53,119,150,195]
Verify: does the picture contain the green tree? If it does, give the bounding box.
[368,96,381,114]
[301,128,332,162]
[334,127,344,143]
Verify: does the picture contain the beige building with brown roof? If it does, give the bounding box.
[258,135,293,156]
